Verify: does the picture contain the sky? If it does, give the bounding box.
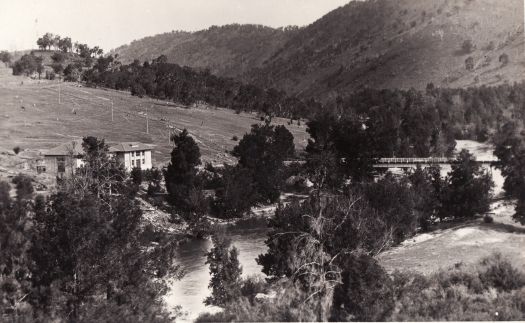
[0,0,351,52]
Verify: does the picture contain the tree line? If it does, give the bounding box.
[79,53,525,145]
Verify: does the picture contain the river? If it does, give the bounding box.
[164,140,504,322]
[164,227,269,322]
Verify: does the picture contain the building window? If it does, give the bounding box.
[57,157,66,173]
[142,158,145,164]
[131,152,135,157]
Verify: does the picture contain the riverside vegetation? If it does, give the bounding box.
[3,24,525,321]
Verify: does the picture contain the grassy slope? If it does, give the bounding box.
[110,24,297,78]
[0,64,308,169]
[379,200,525,274]
[250,0,525,98]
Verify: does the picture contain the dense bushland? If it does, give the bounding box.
[0,137,182,322]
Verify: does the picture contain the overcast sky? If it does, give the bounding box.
[0,0,350,52]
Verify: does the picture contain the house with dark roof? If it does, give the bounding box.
[43,140,154,176]
[43,140,85,177]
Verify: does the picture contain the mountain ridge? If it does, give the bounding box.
[111,0,525,99]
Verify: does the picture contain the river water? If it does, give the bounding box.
[164,140,504,322]
[165,227,269,321]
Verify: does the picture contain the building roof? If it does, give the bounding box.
[44,139,84,156]
[108,142,153,153]
[45,140,153,156]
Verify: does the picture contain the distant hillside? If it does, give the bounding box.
[111,24,299,78]
[248,0,525,99]
[112,0,524,100]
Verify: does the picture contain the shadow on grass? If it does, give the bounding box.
[477,221,525,234]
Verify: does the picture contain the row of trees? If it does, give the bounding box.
[36,33,73,52]
[163,121,296,226]
[0,137,182,322]
[78,53,525,146]
[80,54,319,119]
[36,32,104,58]
[10,33,105,79]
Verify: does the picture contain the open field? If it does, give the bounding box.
[0,64,309,168]
[379,200,525,274]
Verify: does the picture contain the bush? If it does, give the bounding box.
[45,71,56,80]
[51,52,66,63]
[465,56,474,71]
[462,40,475,53]
[391,254,525,321]
[499,53,509,66]
[331,253,395,321]
[11,174,33,200]
[478,253,525,291]
[232,135,238,141]
[51,63,63,74]
[483,214,494,223]
[130,167,142,185]
[13,146,20,154]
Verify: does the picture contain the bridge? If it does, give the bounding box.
[373,157,500,168]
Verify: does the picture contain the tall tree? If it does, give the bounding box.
[205,234,242,307]
[442,150,493,218]
[164,129,202,212]
[232,122,294,203]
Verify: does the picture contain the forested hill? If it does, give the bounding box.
[110,24,299,78]
[112,0,524,100]
[249,0,524,98]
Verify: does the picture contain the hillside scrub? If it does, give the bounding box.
[0,137,182,322]
[199,248,525,321]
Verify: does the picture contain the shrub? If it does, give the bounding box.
[11,174,33,200]
[483,214,494,223]
[465,56,475,71]
[240,276,269,304]
[51,52,66,63]
[45,71,56,80]
[231,135,238,141]
[391,254,525,321]
[499,53,509,66]
[130,167,142,185]
[51,63,63,74]
[478,253,525,291]
[331,253,395,321]
[13,146,20,154]
[462,40,475,53]
[484,41,495,51]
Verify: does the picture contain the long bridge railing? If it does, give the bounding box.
[375,156,500,167]
[284,157,500,168]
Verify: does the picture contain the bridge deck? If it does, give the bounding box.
[375,157,499,166]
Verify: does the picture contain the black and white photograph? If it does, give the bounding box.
[1,0,525,322]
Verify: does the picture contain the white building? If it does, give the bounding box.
[109,142,153,171]
[43,140,153,176]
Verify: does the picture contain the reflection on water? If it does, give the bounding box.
[165,228,268,322]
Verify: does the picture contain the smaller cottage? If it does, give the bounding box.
[42,140,85,177]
